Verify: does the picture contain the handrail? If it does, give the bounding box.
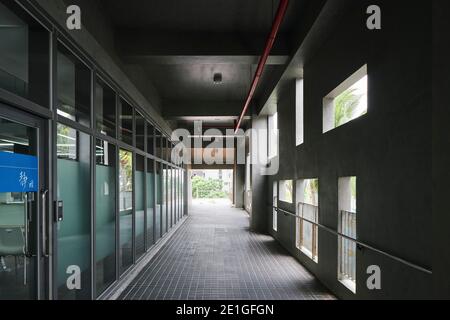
[273,205,432,275]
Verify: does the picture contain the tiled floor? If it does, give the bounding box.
[119,199,335,300]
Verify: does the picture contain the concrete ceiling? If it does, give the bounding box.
[98,0,316,131]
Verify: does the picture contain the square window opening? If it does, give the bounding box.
[273,181,278,232]
[338,176,357,294]
[295,179,319,262]
[296,79,304,146]
[323,65,367,133]
[279,180,293,204]
[268,112,278,159]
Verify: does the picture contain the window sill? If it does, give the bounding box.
[299,246,318,263]
[339,278,356,294]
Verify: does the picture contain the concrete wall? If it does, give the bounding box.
[234,136,245,209]
[432,0,450,299]
[266,0,432,299]
[249,114,268,233]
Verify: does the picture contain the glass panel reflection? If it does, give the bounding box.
[135,155,145,259]
[119,99,133,146]
[119,149,133,273]
[136,112,145,151]
[155,163,161,241]
[147,123,154,155]
[161,164,167,236]
[95,79,116,137]
[57,43,91,126]
[0,117,37,300]
[0,0,50,107]
[95,139,116,296]
[57,123,91,300]
[146,158,154,247]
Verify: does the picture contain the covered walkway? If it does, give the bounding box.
[118,200,335,300]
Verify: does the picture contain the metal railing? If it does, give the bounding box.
[272,196,278,231]
[297,202,318,260]
[272,205,432,275]
[339,210,356,282]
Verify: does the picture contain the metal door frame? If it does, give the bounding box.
[0,102,51,300]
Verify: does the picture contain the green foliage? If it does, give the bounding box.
[334,88,363,127]
[119,150,133,191]
[191,176,227,199]
[350,176,356,199]
[283,180,293,203]
[304,179,319,205]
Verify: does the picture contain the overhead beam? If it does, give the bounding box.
[116,30,290,61]
[123,55,289,65]
[162,101,256,118]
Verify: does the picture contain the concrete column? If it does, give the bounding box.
[234,136,245,208]
[249,114,268,233]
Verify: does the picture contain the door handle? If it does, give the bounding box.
[23,193,30,286]
[41,190,49,258]
[23,193,28,257]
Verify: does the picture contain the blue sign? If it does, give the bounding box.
[0,151,38,192]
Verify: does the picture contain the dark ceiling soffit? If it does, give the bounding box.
[122,55,289,66]
[162,101,254,118]
[115,31,291,57]
[256,0,353,115]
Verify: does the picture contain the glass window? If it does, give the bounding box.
[273,181,277,232]
[323,65,368,133]
[245,154,251,191]
[268,112,278,159]
[146,158,155,247]
[57,124,91,299]
[161,164,167,235]
[179,169,183,219]
[296,79,304,146]
[95,79,116,137]
[167,140,171,163]
[136,111,145,151]
[147,122,154,155]
[163,138,168,161]
[296,179,319,262]
[56,124,78,160]
[135,154,145,259]
[167,168,172,229]
[174,169,177,222]
[155,129,162,159]
[175,169,179,223]
[119,149,133,274]
[0,0,50,107]
[279,180,293,203]
[119,98,133,146]
[0,117,38,300]
[180,170,183,218]
[181,171,184,217]
[155,162,162,241]
[95,139,116,297]
[57,43,91,126]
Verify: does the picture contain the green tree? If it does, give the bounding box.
[191,176,227,199]
[334,88,363,127]
[119,150,133,191]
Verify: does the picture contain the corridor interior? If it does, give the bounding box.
[118,200,334,300]
[0,0,441,301]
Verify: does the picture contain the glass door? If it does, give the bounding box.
[0,105,48,300]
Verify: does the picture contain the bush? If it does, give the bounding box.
[192,176,227,199]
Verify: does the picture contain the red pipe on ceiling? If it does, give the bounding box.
[234,0,289,133]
